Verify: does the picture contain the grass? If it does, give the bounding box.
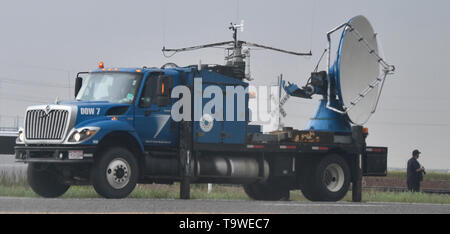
[1,168,450,204]
[0,169,27,187]
[1,183,450,204]
[0,183,252,200]
[358,190,450,204]
[387,171,450,181]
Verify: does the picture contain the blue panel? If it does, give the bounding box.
[194,72,223,144]
[192,69,249,144]
[194,118,223,143]
[222,86,248,144]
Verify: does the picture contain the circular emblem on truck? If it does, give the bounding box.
[199,114,214,132]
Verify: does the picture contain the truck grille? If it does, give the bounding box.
[25,109,69,140]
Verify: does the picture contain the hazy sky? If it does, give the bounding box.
[0,0,449,169]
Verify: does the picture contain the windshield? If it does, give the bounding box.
[76,72,142,104]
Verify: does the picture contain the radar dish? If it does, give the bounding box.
[336,15,380,125]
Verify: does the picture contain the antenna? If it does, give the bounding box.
[230,20,244,32]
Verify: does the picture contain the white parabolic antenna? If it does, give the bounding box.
[335,15,380,125]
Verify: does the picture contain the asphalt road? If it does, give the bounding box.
[0,196,449,214]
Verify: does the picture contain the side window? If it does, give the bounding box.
[139,75,173,107]
[154,75,173,106]
[139,78,154,108]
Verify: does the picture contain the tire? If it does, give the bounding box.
[27,163,70,198]
[91,147,139,199]
[244,180,290,201]
[302,154,351,202]
[301,160,320,201]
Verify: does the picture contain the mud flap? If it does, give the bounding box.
[363,147,388,176]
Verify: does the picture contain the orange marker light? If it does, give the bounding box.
[114,68,118,71]
[161,82,165,94]
[363,127,369,135]
[111,116,118,121]
[136,69,142,73]
[108,68,112,71]
[98,61,104,69]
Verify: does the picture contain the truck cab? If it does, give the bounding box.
[15,66,184,197]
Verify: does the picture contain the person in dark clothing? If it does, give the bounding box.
[407,149,425,192]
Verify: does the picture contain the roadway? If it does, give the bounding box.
[0,196,449,214]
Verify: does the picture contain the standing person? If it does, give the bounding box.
[407,149,425,192]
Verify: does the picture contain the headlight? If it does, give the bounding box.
[67,127,99,143]
[16,128,25,144]
[73,132,81,142]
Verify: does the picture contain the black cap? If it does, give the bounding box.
[412,149,421,156]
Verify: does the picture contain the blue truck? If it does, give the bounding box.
[14,18,390,201]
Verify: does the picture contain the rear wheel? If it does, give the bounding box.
[301,160,320,201]
[28,163,70,198]
[244,179,290,201]
[301,154,350,201]
[91,147,138,199]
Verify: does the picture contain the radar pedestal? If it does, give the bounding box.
[306,99,351,133]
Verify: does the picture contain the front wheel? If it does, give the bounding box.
[28,163,70,198]
[91,147,139,199]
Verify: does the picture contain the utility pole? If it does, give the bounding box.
[278,74,283,131]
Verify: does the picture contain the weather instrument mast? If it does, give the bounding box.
[162,21,312,81]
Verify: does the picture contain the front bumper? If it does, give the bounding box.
[15,145,97,163]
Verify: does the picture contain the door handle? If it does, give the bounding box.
[145,110,152,116]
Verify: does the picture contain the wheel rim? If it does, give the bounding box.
[323,163,345,192]
[106,158,131,189]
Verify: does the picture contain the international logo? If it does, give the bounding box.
[40,105,53,118]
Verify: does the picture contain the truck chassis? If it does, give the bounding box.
[16,122,386,202]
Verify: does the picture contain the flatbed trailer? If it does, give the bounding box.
[144,122,388,202]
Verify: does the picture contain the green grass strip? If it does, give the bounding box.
[1,184,450,204]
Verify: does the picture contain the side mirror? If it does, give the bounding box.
[75,76,83,98]
[75,72,89,98]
